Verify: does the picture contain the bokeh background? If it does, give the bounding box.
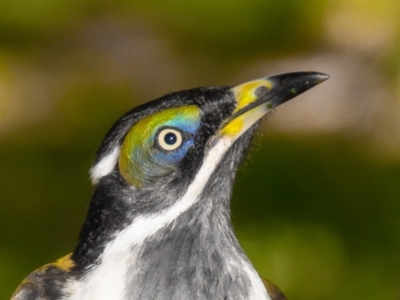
[1,0,400,299]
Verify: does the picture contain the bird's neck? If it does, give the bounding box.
[128,201,254,299]
[66,197,268,300]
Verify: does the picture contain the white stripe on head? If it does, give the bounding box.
[89,147,120,184]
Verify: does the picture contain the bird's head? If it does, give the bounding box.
[73,72,328,268]
[91,72,327,189]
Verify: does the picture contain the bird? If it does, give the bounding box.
[11,71,328,300]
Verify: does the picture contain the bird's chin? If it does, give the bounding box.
[188,132,253,220]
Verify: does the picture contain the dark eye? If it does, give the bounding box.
[157,128,183,151]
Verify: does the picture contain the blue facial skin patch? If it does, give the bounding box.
[119,106,201,187]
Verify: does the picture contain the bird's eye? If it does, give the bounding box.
[157,128,183,151]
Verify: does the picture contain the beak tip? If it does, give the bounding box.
[300,72,330,86]
[265,71,329,107]
[315,72,330,83]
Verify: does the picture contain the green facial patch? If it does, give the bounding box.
[119,105,201,187]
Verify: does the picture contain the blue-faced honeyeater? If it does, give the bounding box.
[11,72,328,300]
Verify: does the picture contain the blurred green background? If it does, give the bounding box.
[1,0,400,299]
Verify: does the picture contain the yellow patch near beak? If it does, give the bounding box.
[214,71,329,143]
[233,79,273,113]
[219,79,274,139]
[219,116,245,137]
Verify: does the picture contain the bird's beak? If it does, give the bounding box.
[217,72,329,140]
